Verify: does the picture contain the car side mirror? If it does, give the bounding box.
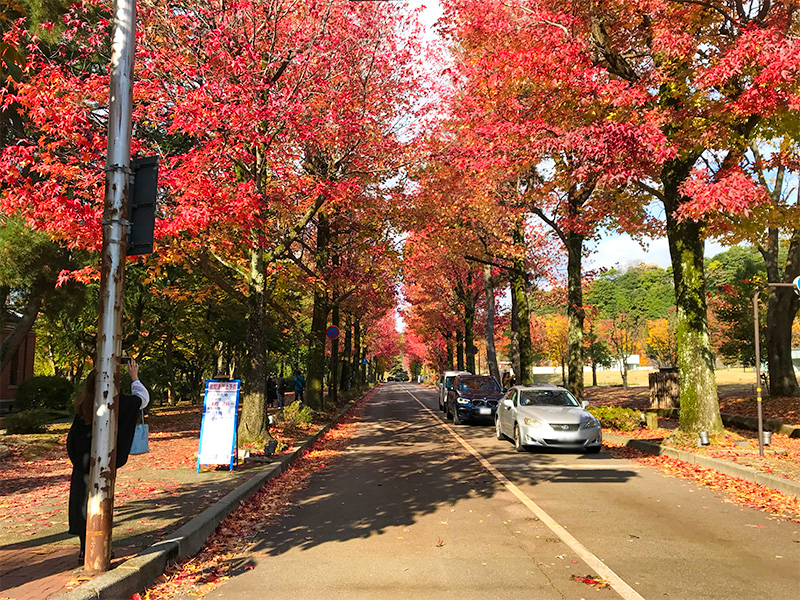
[503,399,513,408]
[581,400,589,409]
[502,387,508,393]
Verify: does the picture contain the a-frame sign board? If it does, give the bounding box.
[197,379,241,472]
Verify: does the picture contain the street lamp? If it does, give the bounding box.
[752,276,800,458]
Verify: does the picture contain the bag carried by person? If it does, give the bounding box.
[130,410,149,454]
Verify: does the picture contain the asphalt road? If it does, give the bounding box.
[201,383,800,600]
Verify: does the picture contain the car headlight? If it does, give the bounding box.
[523,417,542,427]
[456,397,469,404]
[581,417,600,429]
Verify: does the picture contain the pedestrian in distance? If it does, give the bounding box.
[277,376,286,408]
[266,375,277,408]
[293,372,305,403]
[67,358,150,564]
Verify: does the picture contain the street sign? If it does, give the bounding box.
[197,379,241,472]
[326,325,340,340]
[793,276,800,296]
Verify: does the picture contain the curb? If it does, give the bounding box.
[604,433,800,499]
[646,408,800,438]
[53,388,374,600]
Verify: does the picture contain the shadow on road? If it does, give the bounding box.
[246,386,639,558]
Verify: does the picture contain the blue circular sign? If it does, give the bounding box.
[326,325,340,340]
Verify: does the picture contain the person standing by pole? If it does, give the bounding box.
[68,359,149,563]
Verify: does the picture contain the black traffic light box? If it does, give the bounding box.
[127,156,158,256]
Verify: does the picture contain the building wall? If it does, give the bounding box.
[1,326,36,411]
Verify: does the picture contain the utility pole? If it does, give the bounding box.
[85,0,136,574]
[752,278,800,458]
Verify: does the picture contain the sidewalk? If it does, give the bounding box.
[0,391,338,600]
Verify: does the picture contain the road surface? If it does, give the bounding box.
[200,383,800,600]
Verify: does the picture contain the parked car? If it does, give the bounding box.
[445,374,503,424]
[495,385,602,453]
[437,370,471,411]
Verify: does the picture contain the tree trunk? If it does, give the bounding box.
[510,288,521,382]
[353,319,362,387]
[306,212,331,411]
[456,330,465,371]
[165,327,175,406]
[330,305,340,404]
[566,230,585,401]
[620,361,628,389]
[592,363,597,387]
[482,265,501,383]
[237,247,271,445]
[761,227,800,397]
[341,315,352,392]
[445,333,454,370]
[464,291,476,374]
[663,159,722,433]
[510,243,534,384]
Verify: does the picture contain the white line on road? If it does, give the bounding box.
[401,385,646,600]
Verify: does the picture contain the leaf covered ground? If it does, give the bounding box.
[586,385,800,522]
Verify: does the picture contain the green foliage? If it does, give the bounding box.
[14,375,74,411]
[276,400,315,433]
[587,405,643,432]
[705,245,766,366]
[587,263,675,321]
[3,408,51,434]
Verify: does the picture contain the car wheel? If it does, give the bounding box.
[495,418,505,441]
[514,424,526,452]
[453,410,463,425]
[586,445,601,454]
[446,404,453,420]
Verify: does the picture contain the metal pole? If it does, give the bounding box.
[753,288,765,458]
[751,282,796,459]
[85,0,136,574]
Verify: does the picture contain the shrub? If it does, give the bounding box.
[587,405,643,432]
[276,401,315,433]
[15,376,74,411]
[3,408,51,434]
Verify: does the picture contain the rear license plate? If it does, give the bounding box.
[479,408,492,415]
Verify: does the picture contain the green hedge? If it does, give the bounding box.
[3,408,51,434]
[587,405,643,432]
[14,376,74,411]
[276,401,315,433]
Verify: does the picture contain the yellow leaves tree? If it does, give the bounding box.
[646,317,678,368]
[542,314,568,386]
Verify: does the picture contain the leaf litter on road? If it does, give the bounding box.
[571,574,610,589]
[605,443,800,521]
[139,396,370,600]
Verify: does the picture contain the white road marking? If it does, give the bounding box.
[401,385,646,600]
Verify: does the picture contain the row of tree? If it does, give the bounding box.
[1,0,428,444]
[402,0,800,435]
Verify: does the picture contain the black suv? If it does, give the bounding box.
[446,375,503,425]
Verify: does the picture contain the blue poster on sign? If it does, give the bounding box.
[197,379,241,472]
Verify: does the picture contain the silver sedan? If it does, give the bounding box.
[495,385,602,453]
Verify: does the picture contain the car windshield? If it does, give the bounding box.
[519,390,580,407]
[457,377,500,392]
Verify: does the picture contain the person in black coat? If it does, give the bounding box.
[67,359,150,562]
